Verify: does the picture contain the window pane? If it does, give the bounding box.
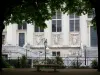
[35,25,39,32]
[75,14,79,18]
[52,15,56,19]
[18,24,22,30]
[70,20,74,31]
[75,20,80,31]
[90,26,98,47]
[2,35,5,44]
[52,20,56,32]
[69,14,74,18]
[57,52,60,56]
[19,33,25,47]
[91,38,97,47]
[57,12,61,19]
[52,52,56,56]
[23,22,27,29]
[40,27,44,32]
[57,20,61,32]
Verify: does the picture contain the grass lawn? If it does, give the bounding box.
[1,69,100,75]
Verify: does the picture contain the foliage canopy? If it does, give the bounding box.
[3,0,95,28]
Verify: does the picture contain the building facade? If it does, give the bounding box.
[2,12,98,59]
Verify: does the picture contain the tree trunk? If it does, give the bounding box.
[0,21,5,72]
[95,1,100,72]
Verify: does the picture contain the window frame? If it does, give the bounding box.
[69,14,80,32]
[2,35,5,44]
[18,22,27,30]
[90,26,98,47]
[52,51,56,56]
[52,12,62,32]
[52,51,60,56]
[34,25,44,32]
[19,33,25,47]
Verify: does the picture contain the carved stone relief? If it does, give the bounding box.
[69,33,80,46]
[52,33,62,45]
[34,33,44,45]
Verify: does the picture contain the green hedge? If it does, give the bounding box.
[91,59,98,69]
[2,58,13,68]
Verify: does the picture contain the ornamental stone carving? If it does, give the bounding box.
[52,33,62,45]
[69,33,80,46]
[34,33,44,45]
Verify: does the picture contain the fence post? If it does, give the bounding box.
[77,56,78,68]
[67,57,68,67]
[17,57,20,68]
[84,46,87,66]
[85,52,86,65]
[31,58,33,68]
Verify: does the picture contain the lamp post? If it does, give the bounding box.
[44,39,47,64]
[9,51,11,63]
[26,48,27,59]
[84,46,87,65]
[39,51,42,61]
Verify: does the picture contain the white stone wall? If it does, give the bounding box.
[6,23,17,45]
[62,13,69,46]
[27,23,34,45]
[80,14,89,47]
[44,20,52,46]
[2,13,98,58]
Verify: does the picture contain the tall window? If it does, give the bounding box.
[69,14,80,32]
[90,26,98,47]
[52,51,60,56]
[2,35,5,44]
[19,33,25,47]
[18,22,27,30]
[35,25,44,32]
[52,12,62,32]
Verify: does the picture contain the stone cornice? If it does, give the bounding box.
[30,46,81,49]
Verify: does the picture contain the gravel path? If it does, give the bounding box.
[1,69,100,75]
